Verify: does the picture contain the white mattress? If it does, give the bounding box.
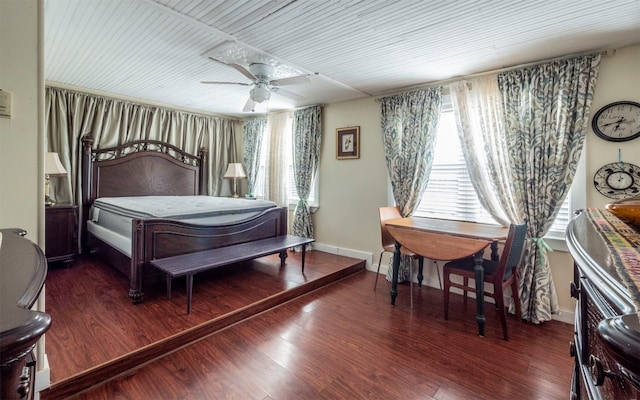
[88,195,278,257]
[92,195,276,219]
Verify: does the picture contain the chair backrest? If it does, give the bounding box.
[497,222,527,281]
[379,206,403,248]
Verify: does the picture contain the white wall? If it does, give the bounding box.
[314,44,640,321]
[1,0,49,395]
[586,46,640,208]
[0,0,43,240]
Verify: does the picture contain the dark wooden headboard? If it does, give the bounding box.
[80,136,208,243]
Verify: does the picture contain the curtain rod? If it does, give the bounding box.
[46,82,241,121]
[250,104,324,117]
[375,48,615,99]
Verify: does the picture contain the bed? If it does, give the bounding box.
[80,136,288,303]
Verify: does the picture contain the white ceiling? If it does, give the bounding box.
[44,0,640,119]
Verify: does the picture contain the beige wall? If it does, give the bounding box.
[1,0,49,393]
[314,44,640,320]
[0,0,43,244]
[586,46,640,208]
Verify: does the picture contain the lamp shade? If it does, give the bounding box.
[223,163,247,179]
[45,152,68,176]
[250,84,271,103]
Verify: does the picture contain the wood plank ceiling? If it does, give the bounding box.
[44,0,640,118]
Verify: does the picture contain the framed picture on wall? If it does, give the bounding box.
[336,126,360,159]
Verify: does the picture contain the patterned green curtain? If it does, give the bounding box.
[380,87,443,281]
[292,106,322,241]
[497,54,601,323]
[242,117,266,197]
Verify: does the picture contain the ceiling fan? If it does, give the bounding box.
[201,62,311,112]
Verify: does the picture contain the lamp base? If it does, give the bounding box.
[231,177,240,198]
[45,177,55,206]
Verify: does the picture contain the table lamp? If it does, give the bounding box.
[223,163,246,198]
[45,152,68,206]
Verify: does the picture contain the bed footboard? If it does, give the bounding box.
[129,206,288,303]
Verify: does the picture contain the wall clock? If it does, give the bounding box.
[593,162,640,199]
[591,101,640,142]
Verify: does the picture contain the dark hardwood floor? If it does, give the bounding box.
[42,251,573,400]
[43,250,365,398]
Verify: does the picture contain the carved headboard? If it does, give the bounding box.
[80,136,208,241]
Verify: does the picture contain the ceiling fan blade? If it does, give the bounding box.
[230,63,257,82]
[206,57,230,66]
[242,97,256,112]
[201,81,252,86]
[273,87,305,101]
[271,74,311,86]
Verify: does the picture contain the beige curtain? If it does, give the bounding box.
[261,111,292,207]
[45,86,238,208]
[450,77,515,226]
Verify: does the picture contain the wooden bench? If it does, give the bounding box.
[150,235,315,314]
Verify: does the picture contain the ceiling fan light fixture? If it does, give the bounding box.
[250,85,271,103]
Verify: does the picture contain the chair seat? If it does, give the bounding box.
[444,257,500,280]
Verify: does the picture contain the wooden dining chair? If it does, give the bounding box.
[374,206,424,308]
[442,222,527,340]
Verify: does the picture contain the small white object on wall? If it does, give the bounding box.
[0,90,12,118]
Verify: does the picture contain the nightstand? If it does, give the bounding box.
[45,203,78,263]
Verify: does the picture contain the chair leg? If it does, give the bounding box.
[373,250,385,291]
[410,260,414,310]
[462,277,468,305]
[511,278,522,320]
[443,271,450,320]
[495,284,508,341]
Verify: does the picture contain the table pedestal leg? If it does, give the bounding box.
[390,242,401,305]
[474,251,485,336]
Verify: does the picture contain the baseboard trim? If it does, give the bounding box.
[35,354,50,399]
[313,243,372,268]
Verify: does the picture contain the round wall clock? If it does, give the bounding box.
[591,101,640,142]
[593,162,640,199]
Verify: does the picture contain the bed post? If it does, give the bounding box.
[80,136,94,252]
[198,147,208,195]
[129,219,145,303]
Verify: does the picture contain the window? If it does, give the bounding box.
[412,100,582,248]
[414,109,496,225]
[252,121,319,207]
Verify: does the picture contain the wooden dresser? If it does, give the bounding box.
[566,209,640,399]
[0,229,52,399]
